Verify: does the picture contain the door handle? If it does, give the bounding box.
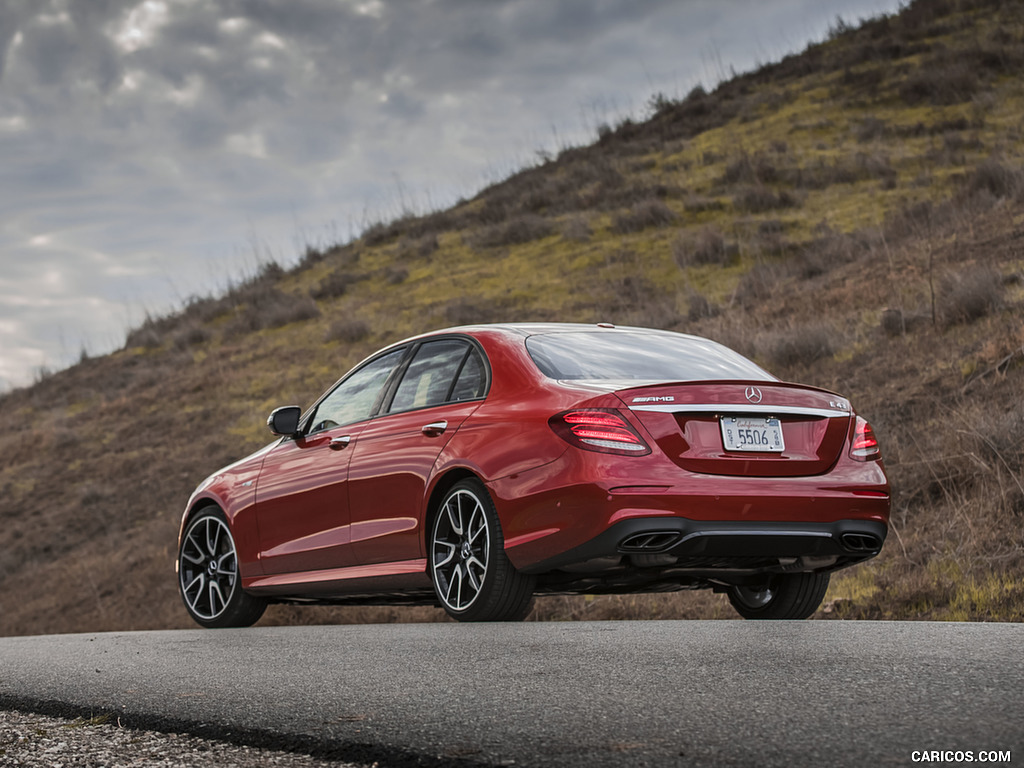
[421,420,448,436]
[329,435,352,450]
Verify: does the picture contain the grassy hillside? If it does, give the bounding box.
[2,0,1023,636]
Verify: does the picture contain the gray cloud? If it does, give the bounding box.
[0,0,902,389]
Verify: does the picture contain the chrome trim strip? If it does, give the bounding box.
[629,403,849,418]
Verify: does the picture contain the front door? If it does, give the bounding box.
[254,347,407,574]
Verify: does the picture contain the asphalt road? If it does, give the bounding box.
[1,621,1021,767]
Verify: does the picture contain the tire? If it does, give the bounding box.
[430,478,535,622]
[727,571,830,620]
[178,508,267,629]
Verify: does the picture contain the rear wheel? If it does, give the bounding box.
[727,572,830,620]
[430,479,535,622]
[178,508,267,628]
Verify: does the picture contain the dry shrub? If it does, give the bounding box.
[361,220,395,246]
[469,213,554,249]
[686,290,719,322]
[733,185,800,213]
[758,324,838,368]
[791,228,864,279]
[964,158,1024,201]
[940,266,1004,327]
[884,200,939,241]
[225,288,320,336]
[124,318,164,349]
[399,233,439,260]
[310,271,355,301]
[264,294,320,329]
[561,215,593,243]
[899,58,981,105]
[721,152,780,185]
[881,308,907,337]
[733,263,778,307]
[839,65,886,95]
[172,322,210,350]
[683,195,725,213]
[360,210,456,247]
[672,227,738,268]
[444,298,505,325]
[610,199,676,233]
[182,294,232,324]
[385,266,409,285]
[325,319,370,344]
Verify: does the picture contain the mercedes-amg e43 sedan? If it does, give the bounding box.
[176,323,889,627]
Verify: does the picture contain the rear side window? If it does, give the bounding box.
[450,349,486,401]
[389,340,479,413]
[526,331,775,382]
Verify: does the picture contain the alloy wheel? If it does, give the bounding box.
[732,584,775,609]
[431,488,491,612]
[179,514,239,622]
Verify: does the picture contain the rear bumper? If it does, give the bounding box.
[518,516,888,575]
[490,444,890,573]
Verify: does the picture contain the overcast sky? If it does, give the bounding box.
[0,0,902,390]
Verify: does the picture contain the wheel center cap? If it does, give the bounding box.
[208,559,218,574]
[460,541,472,560]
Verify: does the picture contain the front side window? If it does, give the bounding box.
[307,348,406,433]
[388,340,472,413]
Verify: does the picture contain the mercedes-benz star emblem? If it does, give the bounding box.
[745,386,763,403]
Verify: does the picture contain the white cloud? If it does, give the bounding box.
[113,0,169,53]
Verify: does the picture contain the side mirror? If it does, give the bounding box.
[267,406,302,437]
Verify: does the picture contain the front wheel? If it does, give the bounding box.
[727,571,830,620]
[430,479,535,622]
[178,508,267,628]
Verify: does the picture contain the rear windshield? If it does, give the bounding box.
[525,331,775,382]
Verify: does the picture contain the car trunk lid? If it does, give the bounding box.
[616,381,852,477]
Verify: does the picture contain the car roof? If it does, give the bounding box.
[397,322,702,344]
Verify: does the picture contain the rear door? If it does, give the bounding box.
[620,381,852,477]
[347,338,488,565]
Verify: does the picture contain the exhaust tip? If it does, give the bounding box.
[619,531,680,553]
[840,532,882,552]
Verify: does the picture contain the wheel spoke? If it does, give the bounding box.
[209,579,225,613]
[184,532,204,563]
[467,503,484,543]
[445,498,462,536]
[465,556,485,591]
[434,540,456,568]
[445,563,463,605]
[181,548,203,566]
[206,520,221,558]
[183,573,204,609]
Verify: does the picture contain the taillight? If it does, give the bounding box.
[550,409,651,455]
[850,416,881,461]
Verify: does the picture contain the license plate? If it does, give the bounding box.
[720,416,785,453]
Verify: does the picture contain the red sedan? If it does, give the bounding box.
[176,323,889,626]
